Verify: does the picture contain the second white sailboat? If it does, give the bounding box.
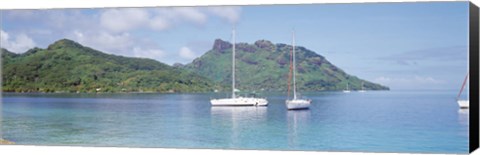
[286,31,311,110]
[456,72,469,109]
[343,83,351,93]
[358,82,366,93]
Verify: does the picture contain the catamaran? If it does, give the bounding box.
[210,29,268,106]
[456,73,469,109]
[285,31,311,110]
[343,83,351,93]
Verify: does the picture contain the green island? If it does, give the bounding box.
[184,39,389,91]
[1,39,218,93]
[1,39,388,93]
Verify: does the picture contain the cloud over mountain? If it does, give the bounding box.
[1,7,242,64]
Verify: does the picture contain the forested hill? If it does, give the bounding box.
[184,39,389,92]
[1,39,218,93]
[1,38,389,93]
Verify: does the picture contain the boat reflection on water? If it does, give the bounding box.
[210,106,267,147]
[287,109,311,148]
[458,109,469,115]
[210,106,268,121]
[457,109,469,126]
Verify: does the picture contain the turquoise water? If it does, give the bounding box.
[1,90,469,153]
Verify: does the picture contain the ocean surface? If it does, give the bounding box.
[0,90,469,154]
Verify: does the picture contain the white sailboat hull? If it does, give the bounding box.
[210,29,268,107]
[286,99,311,110]
[457,100,469,109]
[211,97,268,106]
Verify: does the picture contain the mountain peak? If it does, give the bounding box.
[1,48,11,53]
[186,39,389,91]
[3,39,216,93]
[212,39,232,52]
[1,48,18,58]
[24,47,43,56]
[254,40,275,51]
[47,39,83,50]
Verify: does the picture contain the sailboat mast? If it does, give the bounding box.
[232,28,236,99]
[292,31,297,99]
[457,72,469,99]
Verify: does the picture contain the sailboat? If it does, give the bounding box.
[358,82,366,93]
[210,29,268,106]
[456,73,469,109]
[343,83,351,93]
[285,31,311,110]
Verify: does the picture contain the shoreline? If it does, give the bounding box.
[0,139,15,145]
[1,89,392,94]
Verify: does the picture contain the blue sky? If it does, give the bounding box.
[0,2,469,90]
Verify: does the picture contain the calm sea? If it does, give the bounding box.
[0,90,469,154]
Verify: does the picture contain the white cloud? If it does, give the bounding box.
[179,47,197,59]
[99,6,241,33]
[413,76,444,84]
[1,30,36,53]
[206,7,241,24]
[73,30,84,39]
[154,7,208,26]
[3,7,243,64]
[0,30,9,43]
[133,47,167,60]
[71,30,133,54]
[100,8,150,33]
[71,30,168,62]
[149,16,171,31]
[374,75,445,90]
[172,7,207,24]
[375,76,444,84]
[93,32,133,51]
